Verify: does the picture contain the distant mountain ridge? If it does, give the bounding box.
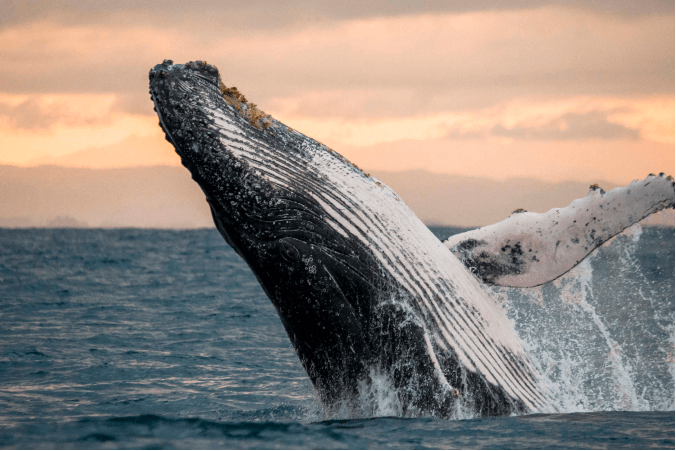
[0,165,672,228]
[0,165,212,228]
[371,169,618,226]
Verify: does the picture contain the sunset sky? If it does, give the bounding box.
[0,0,673,184]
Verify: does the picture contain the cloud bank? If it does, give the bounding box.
[0,1,672,184]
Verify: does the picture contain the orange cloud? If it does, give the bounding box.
[338,138,674,184]
[272,96,674,147]
[0,5,672,185]
[29,135,180,168]
[0,93,163,165]
[0,6,671,100]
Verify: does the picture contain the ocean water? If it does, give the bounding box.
[0,226,673,449]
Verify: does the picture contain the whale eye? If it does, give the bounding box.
[278,239,300,264]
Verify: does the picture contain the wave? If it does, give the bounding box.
[1,411,672,449]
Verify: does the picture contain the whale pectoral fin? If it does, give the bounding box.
[444,173,675,288]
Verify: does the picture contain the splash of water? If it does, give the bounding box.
[493,223,674,413]
[314,223,673,420]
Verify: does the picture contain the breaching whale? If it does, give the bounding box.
[149,60,675,418]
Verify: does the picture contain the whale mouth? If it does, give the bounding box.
[150,89,178,148]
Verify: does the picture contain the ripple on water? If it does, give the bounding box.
[0,228,672,448]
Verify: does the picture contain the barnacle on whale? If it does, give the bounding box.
[217,74,272,129]
[247,103,272,129]
[216,67,366,170]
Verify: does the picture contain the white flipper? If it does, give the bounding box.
[444,173,675,288]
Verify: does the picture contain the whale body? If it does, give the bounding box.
[149,60,674,418]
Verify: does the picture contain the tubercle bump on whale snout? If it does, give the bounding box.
[149,59,172,80]
[148,59,221,89]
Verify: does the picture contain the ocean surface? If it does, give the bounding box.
[0,226,673,449]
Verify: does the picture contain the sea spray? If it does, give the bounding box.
[492,222,674,413]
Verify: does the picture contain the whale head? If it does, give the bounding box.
[149,60,229,178]
[149,60,384,408]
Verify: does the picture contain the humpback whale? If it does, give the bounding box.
[149,60,675,418]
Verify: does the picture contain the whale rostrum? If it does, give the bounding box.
[149,60,674,418]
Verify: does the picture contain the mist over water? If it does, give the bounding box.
[0,226,673,448]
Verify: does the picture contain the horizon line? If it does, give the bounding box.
[0,162,637,186]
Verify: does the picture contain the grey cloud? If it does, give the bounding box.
[445,130,486,140]
[0,4,671,104]
[490,111,640,141]
[0,0,671,122]
[0,0,672,31]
